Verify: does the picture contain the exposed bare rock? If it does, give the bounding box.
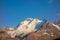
[0,28,19,40]
[54,20,60,27]
[23,21,60,40]
[0,20,60,40]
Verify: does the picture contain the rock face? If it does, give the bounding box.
[8,18,42,38]
[23,21,60,40]
[0,28,10,40]
[0,20,60,40]
[0,28,19,40]
[54,20,60,27]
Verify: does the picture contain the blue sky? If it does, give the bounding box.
[0,0,60,28]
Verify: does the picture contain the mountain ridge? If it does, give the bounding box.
[0,18,60,40]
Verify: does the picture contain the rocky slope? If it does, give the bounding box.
[23,21,60,40]
[0,20,60,40]
[0,28,19,40]
[54,20,60,27]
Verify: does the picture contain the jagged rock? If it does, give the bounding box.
[0,28,19,40]
[0,19,60,40]
[23,21,60,40]
[54,20,60,27]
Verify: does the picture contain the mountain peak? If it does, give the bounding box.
[0,18,60,40]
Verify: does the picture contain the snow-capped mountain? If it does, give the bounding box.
[8,18,43,38]
[0,18,60,40]
[23,20,60,40]
[7,18,60,38]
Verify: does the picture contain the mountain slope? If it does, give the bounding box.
[23,21,60,40]
[54,20,60,27]
[0,18,60,40]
